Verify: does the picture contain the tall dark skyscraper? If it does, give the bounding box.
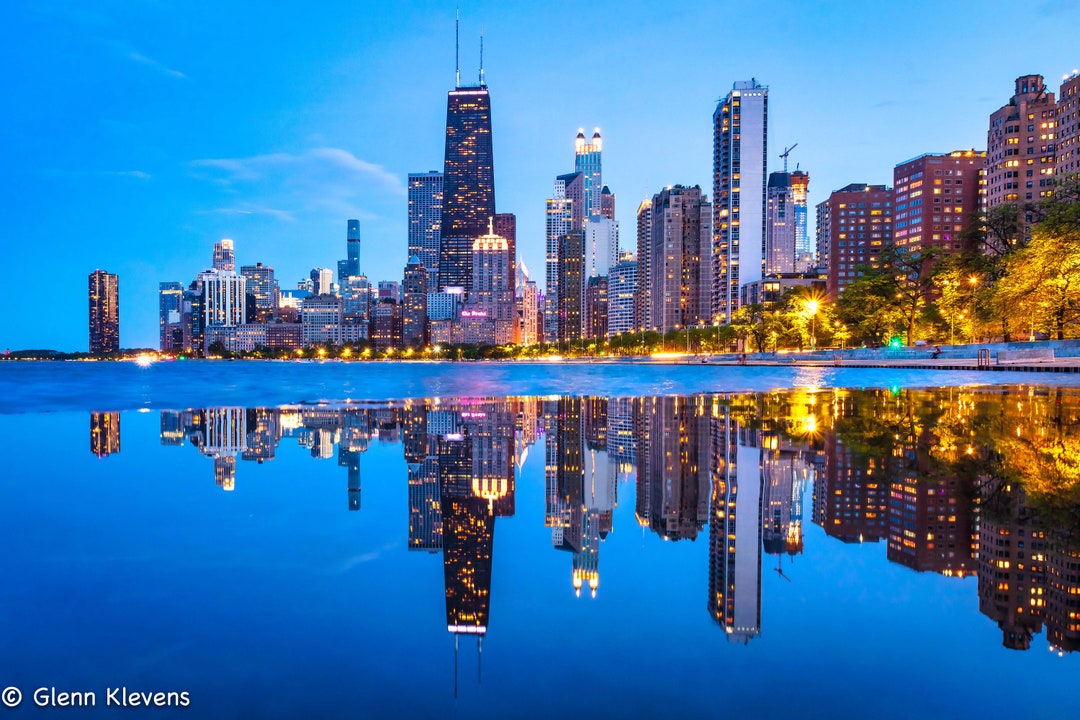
[338,219,361,284]
[438,55,495,291]
[88,269,119,355]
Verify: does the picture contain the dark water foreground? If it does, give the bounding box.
[2,381,1079,719]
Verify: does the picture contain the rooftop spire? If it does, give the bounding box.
[455,6,460,88]
[479,26,485,86]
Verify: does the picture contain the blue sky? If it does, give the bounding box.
[3,0,1080,350]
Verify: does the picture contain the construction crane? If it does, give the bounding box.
[780,143,798,174]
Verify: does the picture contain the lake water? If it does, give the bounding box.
[1,362,1078,719]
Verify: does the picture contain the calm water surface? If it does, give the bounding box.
[1,364,1078,719]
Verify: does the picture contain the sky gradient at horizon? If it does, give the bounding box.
[3,0,1080,350]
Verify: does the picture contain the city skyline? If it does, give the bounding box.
[5,1,1080,349]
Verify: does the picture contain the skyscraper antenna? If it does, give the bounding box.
[479,26,485,86]
[455,6,460,88]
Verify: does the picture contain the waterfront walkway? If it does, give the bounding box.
[692,339,1080,373]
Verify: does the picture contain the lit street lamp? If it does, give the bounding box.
[804,299,820,351]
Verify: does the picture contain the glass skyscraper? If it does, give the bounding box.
[408,171,443,285]
[88,269,119,355]
[439,84,495,291]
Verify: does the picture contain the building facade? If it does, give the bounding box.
[817,184,893,299]
[408,172,443,285]
[648,185,713,333]
[240,263,278,323]
[893,151,985,255]
[607,253,637,337]
[439,83,495,291]
[986,75,1058,242]
[1057,73,1080,179]
[159,281,183,351]
[713,80,769,323]
[635,200,652,331]
[764,169,811,275]
[89,269,119,355]
[402,256,428,347]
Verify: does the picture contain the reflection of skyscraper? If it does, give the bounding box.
[814,426,887,544]
[199,407,247,491]
[90,412,120,457]
[708,408,762,642]
[637,397,710,541]
[978,477,1046,650]
[338,413,370,512]
[242,408,281,463]
[886,430,976,576]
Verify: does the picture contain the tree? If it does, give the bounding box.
[997,223,1080,340]
[836,272,904,347]
[731,304,774,352]
[879,245,939,346]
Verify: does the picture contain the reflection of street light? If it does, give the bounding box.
[967,275,979,344]
[805,299,820,351]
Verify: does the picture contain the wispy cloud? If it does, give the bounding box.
[191,148,404,194]
[190,147,404,223]
[107,170,152,180]
[40,168,152,181]
[128,51,185,79]
[196,204,297,222]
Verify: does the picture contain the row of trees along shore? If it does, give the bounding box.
[734,173,1080,352]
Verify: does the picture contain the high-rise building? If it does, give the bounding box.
[158,281,184,351]
[583,276,608,340]
[212,239,235,272]
[518,275,541,346]
[607,252,637,337]
[649,185,713,333]
[893,151,985,256]
[439,72,495,290]
[408,172,443,285]
[300,294,343,346]
[493,212,517,301]
[817,184,893,299]
[575,129,603,219]
[402,256,428,347]
[557,232,584,345]
[88,270,119,355]
[791,170,811,266]
[310,268,334,297]
[584,217,618,280]
[713,80,769,322]
[986,75,1058,242]
[635,200,652,331]
[544,172,582,343]
[459,223,514,345]
[199,269,246,329]
[338,220,362,284]
[371,301,402,351]
[1059,72,1080,178]
[600,185,615,221]
[766,169,812,274]
[240,263,278,323]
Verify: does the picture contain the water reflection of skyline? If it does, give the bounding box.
[89,388,1080,657]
